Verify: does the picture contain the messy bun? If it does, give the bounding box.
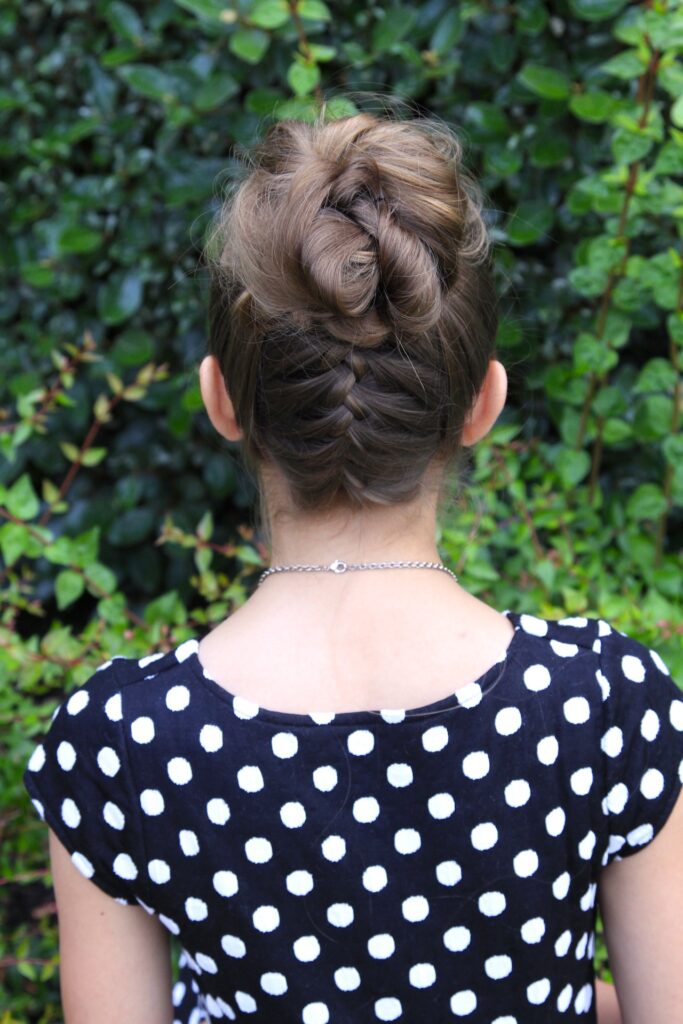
[206,108,498,512]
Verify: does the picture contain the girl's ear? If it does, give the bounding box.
[199,355,243,442]
[461,359,508,447]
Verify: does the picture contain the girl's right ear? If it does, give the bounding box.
[199,355,243,442]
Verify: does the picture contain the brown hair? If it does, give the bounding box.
[206,107,498,518]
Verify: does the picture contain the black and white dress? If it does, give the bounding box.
[23,610,683,1023]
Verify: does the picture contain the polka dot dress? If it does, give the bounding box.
[23,611,683,1022]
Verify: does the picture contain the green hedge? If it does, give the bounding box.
[1,0,682,1018]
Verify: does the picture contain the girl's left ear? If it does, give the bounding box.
[198,355,243,442]
[461,359,508,447]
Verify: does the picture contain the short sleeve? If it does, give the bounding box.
[23,659,140,903]
[598,624,683,866]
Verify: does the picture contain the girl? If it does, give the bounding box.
[24,109,683,1024]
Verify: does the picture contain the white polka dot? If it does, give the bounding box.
[456,682,483,708]
[607,834,626,856]
[313,765,337,791]
[598,620,612,636]
[580,882,597,912]
[564,696,590,725]
[670,700,683,731]
[650,648,669,674]
[545,807,565,836]
[321,834,345,861]
[504,779,531,808]
[605,782,628,814]
[520,614,548,636]
[199,724,223,753]
[436,860,462,887]
[56,741,76,771]
[387,762,413,787]
[495,707,522,735]
[97,746,120,777]
[309,711,335,724]
[260,971,287,995]
[471,822,498,850]
[140,789,165,816]
[444,926,471,952]
[551,640,579,658]
[601,725,623,757]
[172,982,186,1006]
[72,851,94,878]
[375,996,402,1020]
[422,725,448,752]
[167,756,192,785]
[394,828,421,855]
[463,751,489,780]
[352,796,380,823]
[622,654,645,682]
[641,709,660,741]
[537,735,559,765]
[158,913,179,935]
[253,905,280,932]
[380,708,405,724]
[527,978,551,1004]
[575,931,588,958]
[113,853,138,880]
[368,933,395,958]
[302,1004,329,1024]
[478,891,505,916]
[234,991,256,1013]
[402,895,429,922]
[175,639,197,663]
[347,729,374,756]
[185,896,208,921]
[286,870,313,896]
[271,732,298,758]
[485,955,512,979]
[238,765,264,792]
[450,989,477,1015]
[334,966,360,991]
[521,917,545,943]
[67,690,89,715]
[197,952,218,975]
[105,693,123,721]
[179,829,199,856]
[640,768,664,799]
[280,801,306,828]
[233,695,259,720]
[103,801,125,830]
[513,849,538,877]
[28,744,45,773]
[148,859,171,884]
[213,870,238,897]
[245,837,272,863]
[555,929,572,956]
[578,830,596,860]
[166,685,190,711]
[363,865,387,892]
[61,798,80,828]
[524,664,551,691]
[570,767,593,796]
[596,668,610,700]
[558,616,588,627]
[30,798,44,820]
[293,935,320,962]
[207,798,230,825]
[428,792,455,819]
[131,716,154,744]
[327,903,354,927]
[409,963,436,988]
[221,933,246,957]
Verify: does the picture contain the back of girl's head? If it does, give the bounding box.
[206,107,498,519]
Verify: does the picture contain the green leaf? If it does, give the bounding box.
[57,226,103,255]
[602,418,632,444]
[85,562,118,595]
[0,522,29,566]
[626,484,668,521]
[287,60,321,97]
[5,474,40,520]
[117,64,179,102]
[298,0,332,20]
[518,64,571,100]
[556,449,591,488]
[430,8,463,52]
[174,0,235,21]
[106,2,145,43]
[634,359,678,395]
[569,0,627,20]
[506,201,554,245]
[80,447,108,467]
[601,49,646,79]
[611,128,654,166]
[671,95,683,130]
[250,0,290,28]
[572,333,618,374]
[194,74,239,111]
[229,28,270,63]
[569,90,617,123]
[44,536,77,565]
[634,396,674,441]
[97,271,143,326]
[371,7,417,50]
[55,569,85,609]
[568,265,609,297]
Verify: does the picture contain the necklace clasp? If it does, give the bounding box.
[329,559,348,573]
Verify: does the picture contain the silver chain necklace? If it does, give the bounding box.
[258,558,458,587]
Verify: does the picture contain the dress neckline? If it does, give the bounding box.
[179,609,523,728]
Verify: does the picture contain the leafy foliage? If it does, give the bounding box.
[1,0,682,1017]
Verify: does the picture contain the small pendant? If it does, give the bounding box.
[329,560,348,573]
